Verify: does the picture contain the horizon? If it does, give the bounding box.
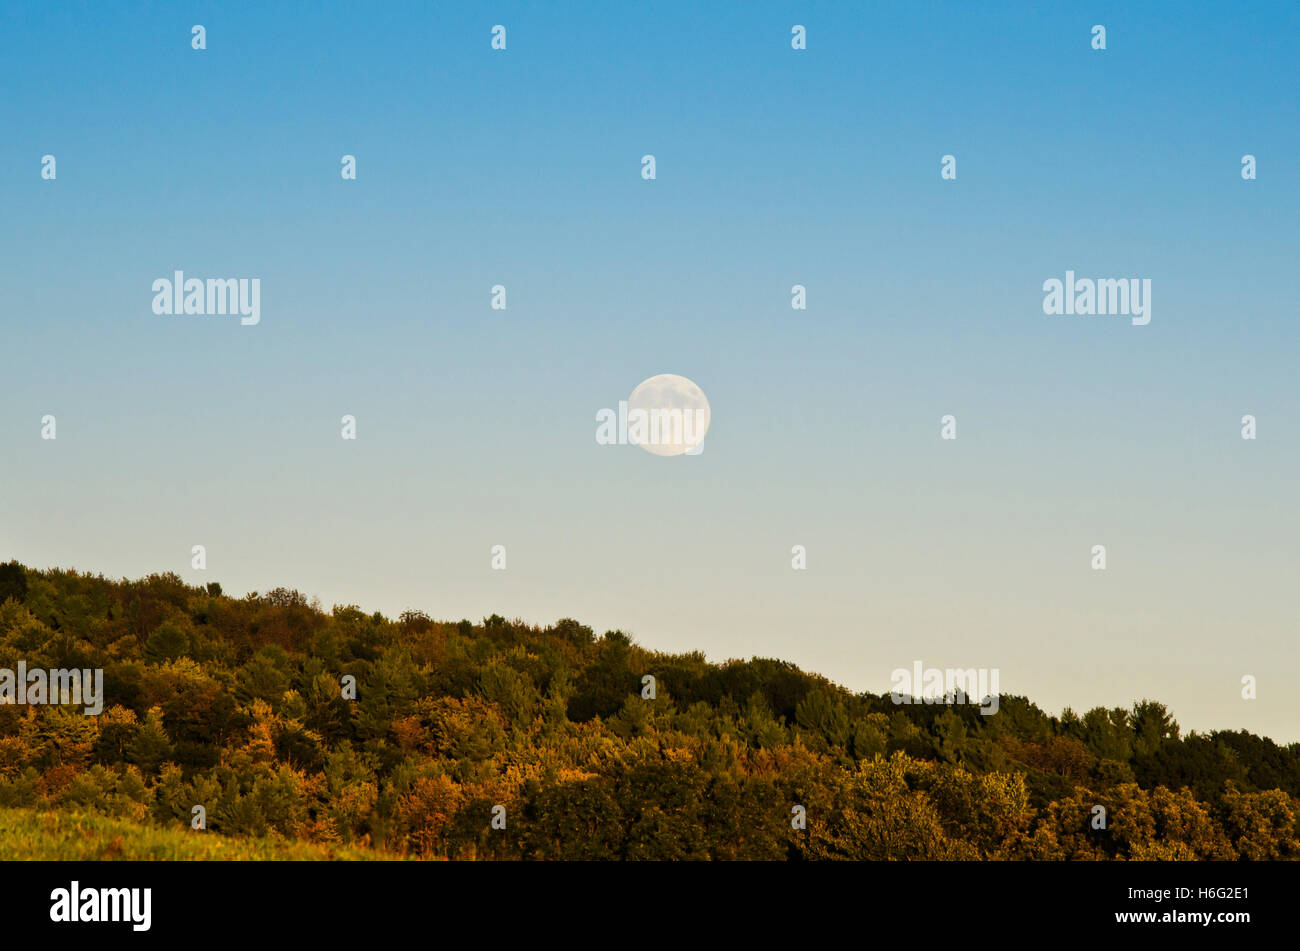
[6,557,1293,747]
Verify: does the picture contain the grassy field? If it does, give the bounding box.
[0,807,395,860]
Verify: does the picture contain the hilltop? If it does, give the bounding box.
[0,560,1296,860]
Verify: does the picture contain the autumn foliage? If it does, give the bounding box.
[0,561,1297,860]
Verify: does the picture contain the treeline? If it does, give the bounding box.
[0,561,1296,860]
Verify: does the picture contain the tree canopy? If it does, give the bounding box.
[0,564,1295,860]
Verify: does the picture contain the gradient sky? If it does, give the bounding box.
[3,1,1298,740]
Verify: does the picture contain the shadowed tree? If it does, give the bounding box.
[0,562,28,605]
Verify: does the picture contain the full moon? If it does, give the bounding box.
[628,373,711,456]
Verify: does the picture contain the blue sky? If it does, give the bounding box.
[2,1,1298,740]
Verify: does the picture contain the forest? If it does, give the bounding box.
[0,560,1296,860]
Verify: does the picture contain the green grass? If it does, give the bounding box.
[0,806,398,860]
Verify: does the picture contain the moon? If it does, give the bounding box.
[628,374,710,456]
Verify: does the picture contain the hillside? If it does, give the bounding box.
[0,560,1297,860]
[0,804,390,860]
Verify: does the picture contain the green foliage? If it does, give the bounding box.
[1,562,1297,860]
[0,562,29,605]
[0,805,392,859]
[144,621,190,663]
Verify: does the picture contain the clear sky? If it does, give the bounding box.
[2,1,1298,740]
